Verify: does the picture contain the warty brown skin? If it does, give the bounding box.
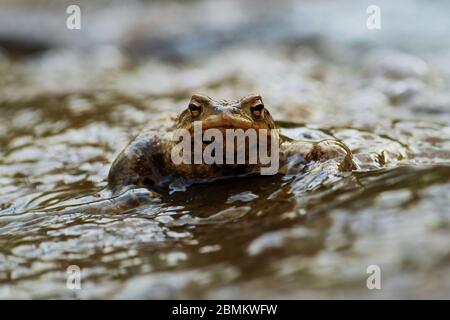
[108,94,356,191]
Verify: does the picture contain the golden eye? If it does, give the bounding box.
[250,103,264,118]
[189,103,202,117]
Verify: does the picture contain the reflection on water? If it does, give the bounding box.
[1,0,450,299]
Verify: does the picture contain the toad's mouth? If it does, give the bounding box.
[187,114,254,132]
[181,115,276,156]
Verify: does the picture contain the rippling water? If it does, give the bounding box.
[1,0,450,299]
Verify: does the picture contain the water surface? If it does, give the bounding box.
[1,0,450,299]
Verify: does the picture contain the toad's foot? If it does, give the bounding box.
[306,140,357,172]
[280,139,357,174]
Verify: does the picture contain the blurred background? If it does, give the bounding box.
[1,0,450,123]
[2,0,450,55]
[1,0,450,299]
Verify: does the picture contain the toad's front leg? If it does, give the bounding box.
[280,139,357,174]
[108,130,169,191]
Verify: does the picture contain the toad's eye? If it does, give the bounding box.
[250,103,264,118]
[189,103,202,117]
